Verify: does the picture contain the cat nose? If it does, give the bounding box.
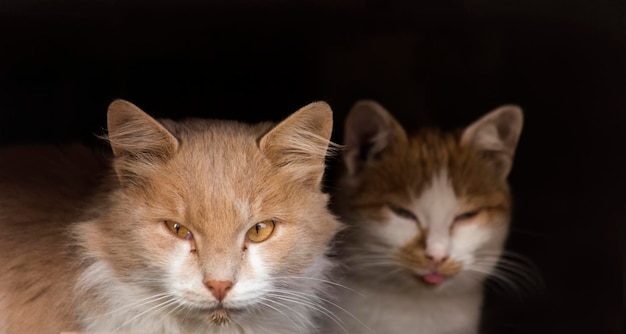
[425,253,449,265]
[204,280,233,301]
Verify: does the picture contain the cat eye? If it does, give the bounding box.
[454,210,481,222]
[164,221,194,240]
[388,204,418,222]
[246,220,276,243]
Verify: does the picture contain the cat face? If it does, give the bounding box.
[79,100,340,329]
[337,100,523,291]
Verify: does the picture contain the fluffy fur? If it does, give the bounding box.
[324,100,524,334]
[0,100,341,334]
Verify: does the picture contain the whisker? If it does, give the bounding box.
[272,276,366,297]
[348,261,398,270]
[277,289,378,334]
[474,250,545,290]
[472,259,545,295]
[467,265,535,301]
[79,293,172,321]
[462,270,511,296]
[163,298,187,321]
[268,293,348,334]
[113,296,178,332]
[257,298,309,334]
[368,266,405,285]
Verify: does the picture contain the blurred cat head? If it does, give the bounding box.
[336,100,523,291]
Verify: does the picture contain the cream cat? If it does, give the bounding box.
[0,99,342,334]
[325,100,523,334]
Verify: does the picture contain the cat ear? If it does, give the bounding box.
[460,105,523,178]
[259,101,333,187]
[343,100,408,175]
[106,99,179,180]
[259,101,334,188]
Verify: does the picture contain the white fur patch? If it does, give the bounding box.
[167,242,208,303]
[415,170,458,259]
[78,261,181,333]
[377,214,419,247]
[225,245,272,309]
[77,245,323,334]
[450,223,490,260]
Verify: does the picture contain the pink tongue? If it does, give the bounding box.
[422,274,446,284]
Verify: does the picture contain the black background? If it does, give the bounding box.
[0,1,623,333]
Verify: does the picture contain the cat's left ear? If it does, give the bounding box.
[259,101,334,188]
[461,105,524,178]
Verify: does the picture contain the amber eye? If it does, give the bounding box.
[454,210,481,222]
[388,204,418,222]
[164,221,194,240]
[246,220,276,243]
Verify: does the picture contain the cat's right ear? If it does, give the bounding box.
[106,99,179,181]
[343,100,408,175]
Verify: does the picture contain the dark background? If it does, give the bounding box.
[0,0,623,333]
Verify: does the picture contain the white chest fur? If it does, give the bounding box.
[325,278,483,334]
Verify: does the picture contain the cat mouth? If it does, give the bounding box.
[415,272,448,286]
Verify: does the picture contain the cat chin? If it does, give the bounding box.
[177,304,247,328]
[183,299,252,317]
[207,306,238,326]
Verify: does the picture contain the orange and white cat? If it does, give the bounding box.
[325,100,523,334]
[0,99,342,334]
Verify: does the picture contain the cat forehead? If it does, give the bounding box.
[162,119,274,172]
[165,118,272,150]
[134,119,324,222]
[363,129,506,202]
[405,129,465,172]
[131,119,256,192]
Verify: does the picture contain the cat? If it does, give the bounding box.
[0,99,342,334]
[324,100,523,334]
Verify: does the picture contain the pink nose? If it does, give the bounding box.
[425,253,449,265]
[204,280,233,301]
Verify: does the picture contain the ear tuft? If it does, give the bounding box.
[106,99,179,158]
[105,99,179,181]
[461,105,524,178]
[343,100,408,175]
[259,101,336,188]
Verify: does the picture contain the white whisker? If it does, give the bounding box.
[112,296,177,332]
[273,288,377,334]
[257,298,309,334]
[268,293,347,334]
[272,276,366,297]
[79,293,172,322]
